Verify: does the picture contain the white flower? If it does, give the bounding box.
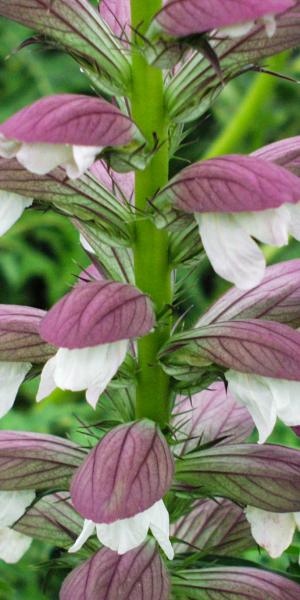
[0,191,32,236]
[69,499,174,560]
[0,490,35,564]
[0,135,102,180]
[226,370,300,443]
[245,506,300,559]
[219,14,277,39]
[37,340,128,408]
[0,362,31,419]
[196,203,300,289]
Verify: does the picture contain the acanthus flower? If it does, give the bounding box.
[69,420,175,559]
[196,261,300,442]
[161,319,300,442]
[0,94,140,179]
[37,280,155,408]
[154,154,300,289]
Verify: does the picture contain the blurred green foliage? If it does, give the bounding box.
[0,16,300,599]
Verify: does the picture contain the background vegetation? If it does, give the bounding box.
[0,17,300,599]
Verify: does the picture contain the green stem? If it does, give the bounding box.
[202,53,288,159]
[131,0,172,426]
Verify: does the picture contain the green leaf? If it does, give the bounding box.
[172,566,300,599]
[175,443,300,512]
[0,431,86,490]
[14,492,83,547]
[171,498,253,557]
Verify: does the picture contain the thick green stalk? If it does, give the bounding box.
[131,0,172,425]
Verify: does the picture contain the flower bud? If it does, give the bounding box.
[60,541,170,600]
[172,498,252,556]
[173,381,254,455]
[71,420,174,522]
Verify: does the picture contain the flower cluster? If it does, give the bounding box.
[0,0,300,598]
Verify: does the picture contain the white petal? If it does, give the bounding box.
[94,501,173,559]
[0,362,32,418]
[16,143,74,175]
[0,134,20,158]
[293,512,300,530]
[85,381,109,409]
[196,213,266,290]
[261,14,277,38]
[219,20,255,39]
[68,519,95,554]
[286,203,300,241]
[236,206,290,246]
[85,341,128,408]
[96,511,149,555]
[36,356,57,402]
[245,507,296,558]
[53,341,128,407]
[265,378,300,427]
[0,528,32,563]
[0,490,35,528]
[79,234,95,255]
[148,500,174,560]
[68,146,102,179]
[226,370,277,443]
[0,191,33,236]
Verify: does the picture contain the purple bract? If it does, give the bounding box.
[70,420,174,523]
